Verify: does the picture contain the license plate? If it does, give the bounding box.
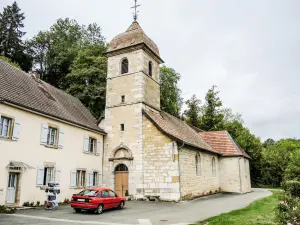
[77,199,85,202]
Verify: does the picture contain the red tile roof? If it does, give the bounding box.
[143,109,220,155]
[199,131,250,158]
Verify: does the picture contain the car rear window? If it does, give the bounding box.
[77,190,98,196]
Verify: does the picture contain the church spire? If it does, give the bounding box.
[131,0,141,21]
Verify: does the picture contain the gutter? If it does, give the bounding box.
[1,100,107,135]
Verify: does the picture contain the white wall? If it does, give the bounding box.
[0,104,104,206]
[219,157,251,193]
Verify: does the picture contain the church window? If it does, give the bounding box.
[121,58,129,74]
[120,124,125,131]
[115,164,128,172]
[121,95,125,103]
[196,153,201,176]
[148,61,153,76]
[212,157,216,177]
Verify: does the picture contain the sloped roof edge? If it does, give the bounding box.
[142,109,221,155]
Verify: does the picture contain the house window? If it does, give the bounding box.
[121,58,129,74]
[120,124,125,131]
[76,170,86,187]
[212,157,216,177]
[47,127,57,146]
[43,167,54,186]
[196,153,201,176]
[93,171,98,186]
[0,116,12,138]
[148,61,153,76]
[121,95,125,103]
[89,137,96,153]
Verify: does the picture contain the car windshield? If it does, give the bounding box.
[77,190,98,196]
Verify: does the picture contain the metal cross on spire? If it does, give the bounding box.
[131,0,141,21]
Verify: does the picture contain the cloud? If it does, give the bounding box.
[1,0,299,140]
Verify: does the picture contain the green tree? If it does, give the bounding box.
[200,85,224,131]
[263,138,276,148]
[160,65,183,117]
[184,94,201,127]
[285,150,300,182]
[0,55,21,69]
[0,1,31,71]
[66,43,107,118]
[27,18,88,88]
[261,139,300,186]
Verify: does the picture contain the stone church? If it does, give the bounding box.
[100,21,251,201]
[0,21,250,206]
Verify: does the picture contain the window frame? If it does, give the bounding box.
[0,116,13,139]
[120,124,125,132]
[148,61,153,77]
[43,167,54,186]
[47,127,58,147]
[88,137,97,153]
[93,171,98,187]
[76,169,86,188]
[121,58,129,74]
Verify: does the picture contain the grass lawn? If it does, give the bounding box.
[196,190,280,225]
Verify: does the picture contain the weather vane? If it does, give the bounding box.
[131,0,141,21]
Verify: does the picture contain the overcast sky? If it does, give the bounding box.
[1,0,299,141]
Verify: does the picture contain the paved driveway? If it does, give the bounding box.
[0,189,271,225]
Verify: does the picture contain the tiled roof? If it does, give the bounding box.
[143,109,220,155]
[0,60,105,133]
[199,131,250,158]
[107,22,161,60]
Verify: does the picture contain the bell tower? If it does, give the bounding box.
[102,21,164,198]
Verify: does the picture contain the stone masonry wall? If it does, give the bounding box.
[142,115,181,201]
[179,147,220,199]
[219,157,251,193]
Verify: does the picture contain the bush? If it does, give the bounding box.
[277,193,300,225]
[30,202,34,207]
[63,198,70,204]
[282,180,300,197]
[36,201,40,207]
[23,201,30,207]
[0,205,15,214]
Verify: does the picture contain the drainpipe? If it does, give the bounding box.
[238,158,243,193]
[177,141,185,201]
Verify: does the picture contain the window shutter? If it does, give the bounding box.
[83,136,89,153]
[90,171,94,187]
[86,170,91,188]
[58,129,64,149]
[98,172,102,187]
[40,124,48,145]
[55,167,61,184]
[96,140,101,156]
[70,169,77,188]
[12,120,21,141]
[36,164,45,186]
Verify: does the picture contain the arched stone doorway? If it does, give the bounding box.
[114,164,128,197]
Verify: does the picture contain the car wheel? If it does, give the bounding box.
[74,208,81,213]
[118,201,124,210]
[96,204,103,214]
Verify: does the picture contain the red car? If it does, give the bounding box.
[70,188,126,214]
